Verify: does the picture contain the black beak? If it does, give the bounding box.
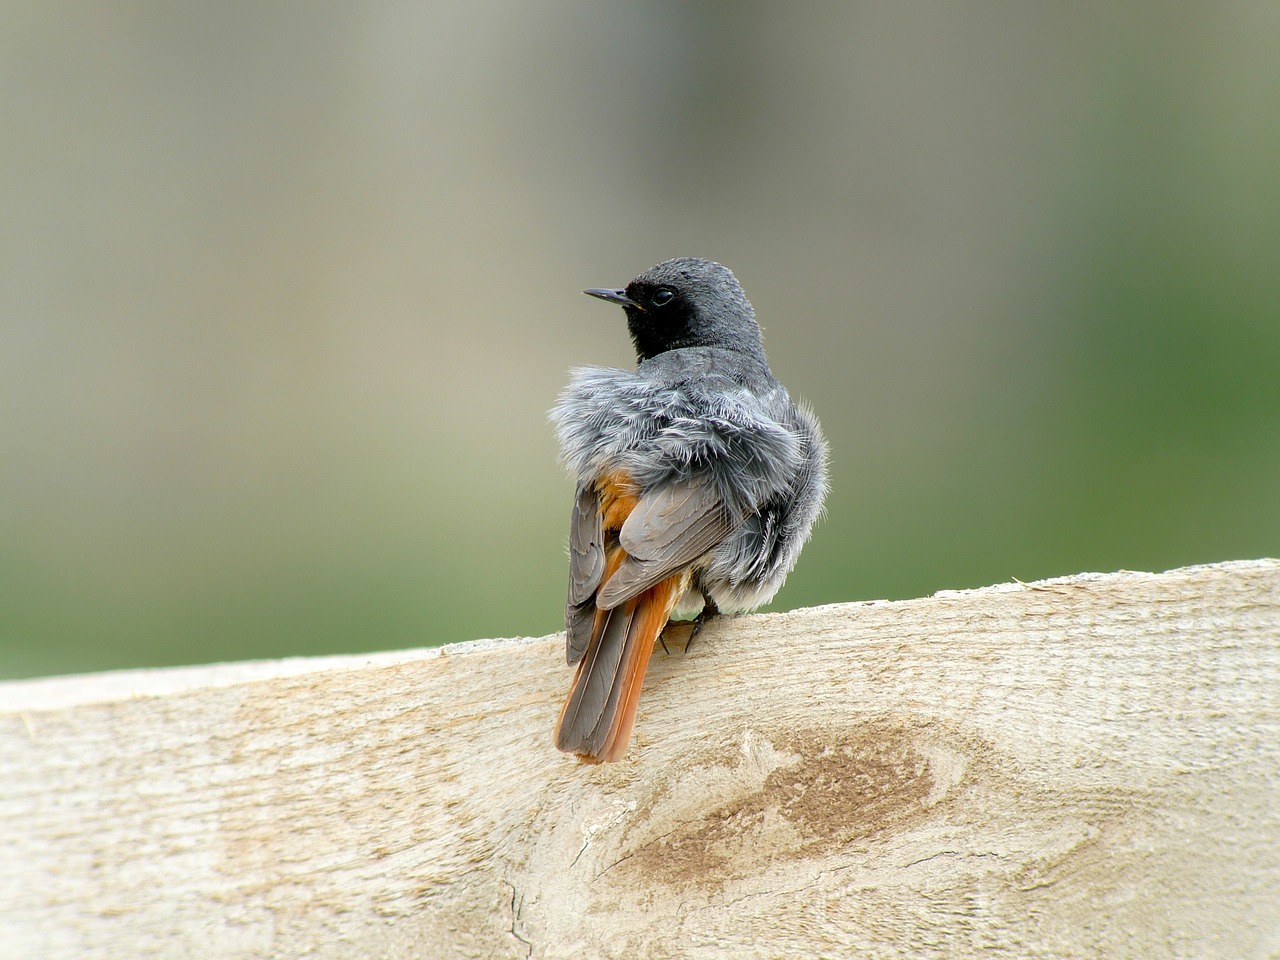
[583,287,641,310]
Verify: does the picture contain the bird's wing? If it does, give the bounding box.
[568,482,605,603]
[565,482,605,665]
[596,473,733,610]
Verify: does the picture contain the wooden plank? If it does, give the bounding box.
[2,560,1278,959]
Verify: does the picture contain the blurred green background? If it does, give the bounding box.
[2,4,1278,680]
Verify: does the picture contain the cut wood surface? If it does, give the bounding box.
[2,560,1278,960]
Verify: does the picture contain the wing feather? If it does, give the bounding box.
[565,483,605,664]
[596,475,732,609]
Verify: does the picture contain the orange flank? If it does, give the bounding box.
[595,469,640,531]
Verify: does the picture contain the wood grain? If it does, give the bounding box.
[2,560,1278,959]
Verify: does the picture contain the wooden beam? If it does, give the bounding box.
[3,560,1278,959]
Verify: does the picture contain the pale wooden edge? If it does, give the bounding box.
[3,558,1274,714]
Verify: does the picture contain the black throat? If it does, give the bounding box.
[626,307,765,364]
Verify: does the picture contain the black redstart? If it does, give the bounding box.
[550,257,828,762]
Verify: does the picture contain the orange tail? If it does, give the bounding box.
[555,570,687,762]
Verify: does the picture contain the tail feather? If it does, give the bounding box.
[555,570,688,762]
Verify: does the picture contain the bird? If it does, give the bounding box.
[550,257,828,762]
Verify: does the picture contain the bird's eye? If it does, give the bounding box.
[651,288,675,307]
